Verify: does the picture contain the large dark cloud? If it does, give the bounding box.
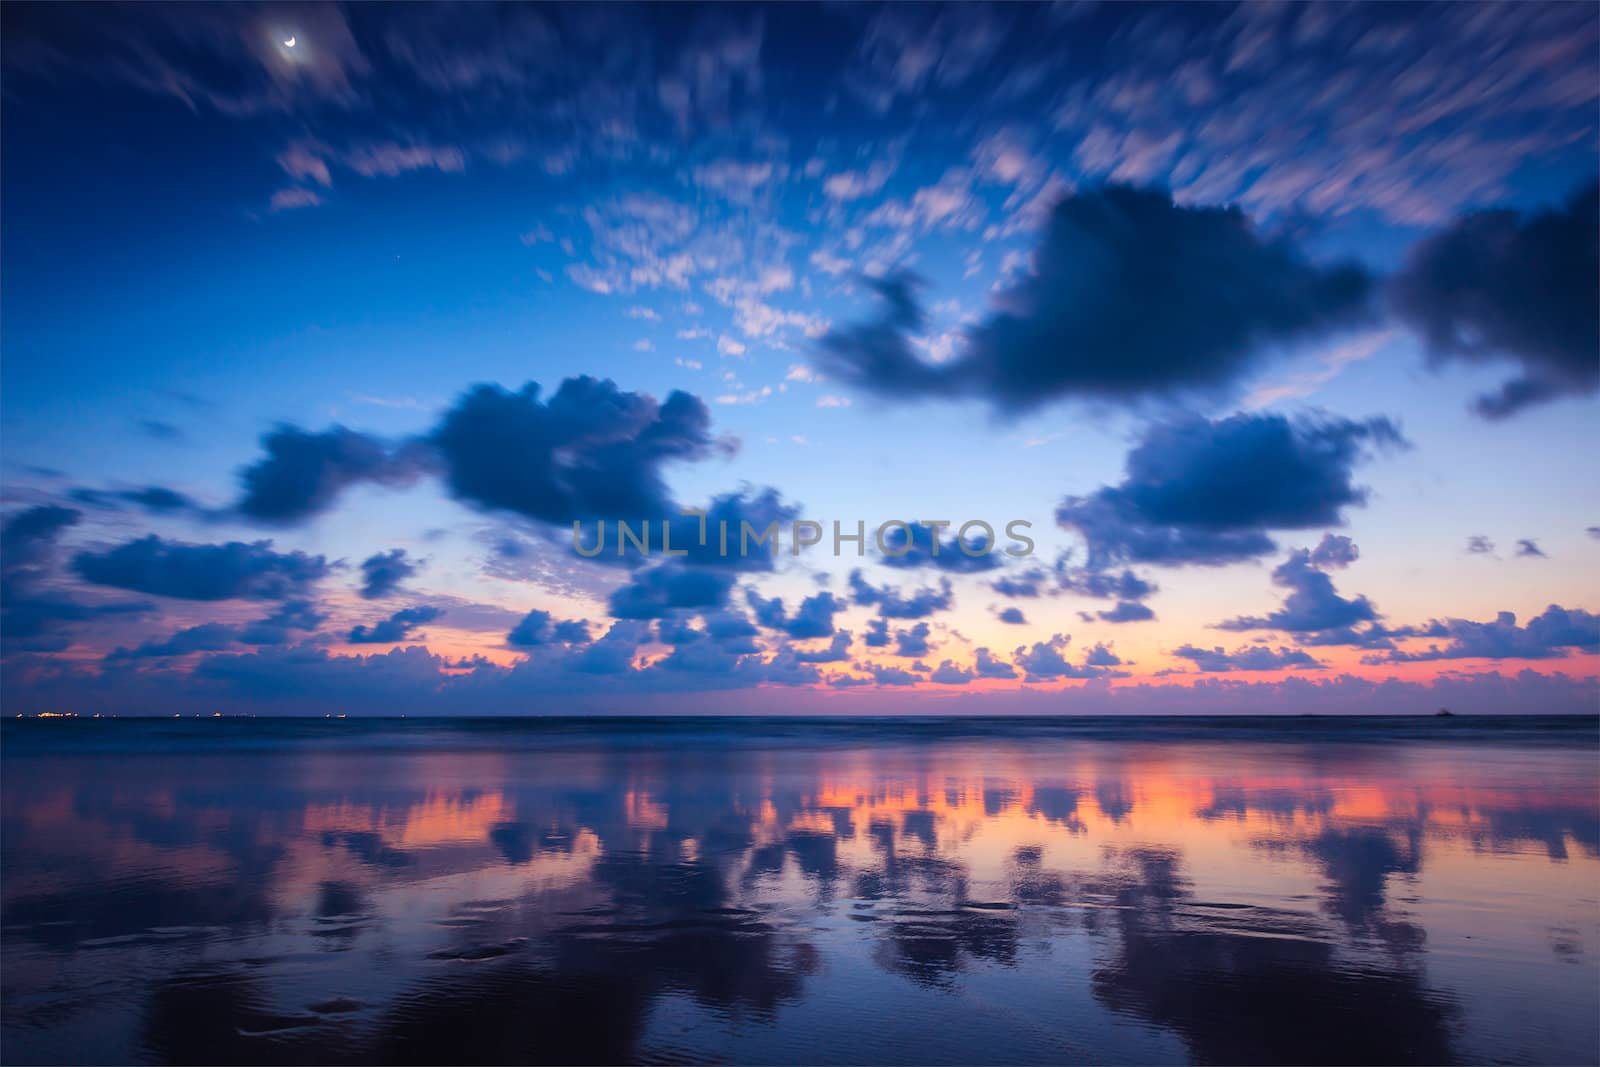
[72,536,329,601]
[348,605,445,644]
[2,506,153,652]
[1363,605,1598,663]
[2,505,80,571]
[1012,633,1125,681]
[1391,181,1599,419]
[608,564,735,619]
[358,548,419,599]
[507,609,592,648]
[746,590,844,638]
[1219,535,1377,634]
[107,601,325,658]
[649,489,800,572]
[433,377,717,523]
[848,570,954,618]
[817,186,1374,410]
[236,426,431,524]
[876,522,1004,572]
[1057,413,1403,569]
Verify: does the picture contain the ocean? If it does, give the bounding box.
[3,715,1596,1065]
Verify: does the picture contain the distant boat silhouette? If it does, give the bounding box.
[1436,707,1454,717]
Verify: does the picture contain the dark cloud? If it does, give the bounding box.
[1391,182,1599,418]
[863,618,890,648]
[1,590,151,653]
[1013,633,1124,681]
[137,419,183,442]
[109,601,325,659]
[876,521,1003,572]
[792,631,852,663]
[1058,413,1403,569]
[109,622,243,660]
[70,486,199,515]
[891,621,933,658]
[1363,605,1598,663]
[1466,535,1495,555]
[1099,601,1155,624]
[997,606,1027,625]
[656,489,800,571]
[817,186,1374,411]
[1055,560,1157,601]
[855,663,922,686]
[973,647,1016,679]
[433,377,717,524]
[1,506,153,652]
[991,570,1045,598]
[359,549,419,599]
[1515,539,1547,559]
[747,590,844,638]
[2,506,80,572]
[507,609,592,648]
[1173,644,1325,672]
[608,564,734,619]
[236,425,431,524]
[929,660,975,685]
[848,569,954,618]
[237,600,324,645]
[73,536,330,601]
[568,621,651,674]
[348,605,445,644]
[1218,536,1378,634]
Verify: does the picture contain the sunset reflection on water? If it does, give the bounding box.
[2,718,1596,1065]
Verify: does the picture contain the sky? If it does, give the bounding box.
[2,1,1597,716]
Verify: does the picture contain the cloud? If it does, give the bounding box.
[746,590,844,639]
[1516,539,1547,559]
[1013,633,1123,681]
[817,186,1374,410]
[1466,535,1495,555]
[848,569,954,618]
[106,601,322,660]
[1173,644,1325,672]
[1057,413,1403,569]
[929,660,975,685]
[991,572,1043,598]
[608,565,735,619]
[507,609,592,648]
[73,536,330,601]
[1098,601,1155,624]
[974,647,1017,679]
[1392,182,1599,418]
[1218,535,1378,634]
[269,187,324,211]
[863,618,890,647]
[1363,605,1599,663]
[433,377,717,524]
[854,662,922,686]
[793,631,853,663]
[891,621,933,658]
[236,425,431,524]
[348,605,445,644]
[2,507,153,652]
[876,522,1003,572]
[359,549,419,599]
[2,506,81,572]
[997,606,1027,625]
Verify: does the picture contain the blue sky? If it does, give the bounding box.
[2,1,1597,715]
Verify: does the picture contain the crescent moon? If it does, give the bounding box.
[283,35,296,48]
